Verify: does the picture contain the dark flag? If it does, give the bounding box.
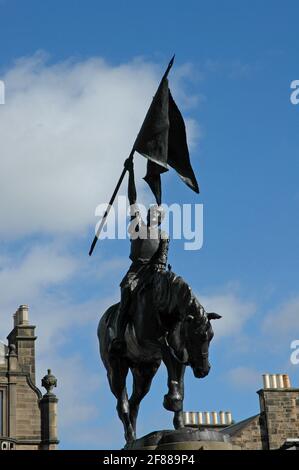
[168,90,199,193]
[134,76,169,170]
[88,56,199,256]
[134,71,199,204]
[143,159,166,206]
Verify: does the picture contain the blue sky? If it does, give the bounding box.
[1,0,299,449]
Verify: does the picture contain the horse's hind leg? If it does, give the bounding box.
[129,361,160,435]
[107,358,135,445]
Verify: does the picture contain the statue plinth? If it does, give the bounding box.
[124,428,241,450]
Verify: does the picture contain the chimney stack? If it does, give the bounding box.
[7,305,37,384]
[258,373,299,449]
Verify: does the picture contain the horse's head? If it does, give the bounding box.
[184,307,221,379]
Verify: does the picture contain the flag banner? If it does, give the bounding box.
[143,159,167,205]
[168,90,199,193]
[134,78,170,169]
[134,74,199,203]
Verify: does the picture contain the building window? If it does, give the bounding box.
[0,388,7,437]
[0,390,3,436]
[0,342,6,365]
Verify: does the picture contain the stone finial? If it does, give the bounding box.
[42,369,57,395]
[8,344,17,356]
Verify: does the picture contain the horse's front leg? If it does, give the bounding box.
[162,345,186,414]
[173,365,186,429]
[173,364,186,429]
[173,410,185,429]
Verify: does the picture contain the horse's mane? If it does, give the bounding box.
[155,270,208,330]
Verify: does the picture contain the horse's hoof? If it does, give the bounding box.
[124,429,136,447]
[163,394,182,412]
[173,416,185,430]
[124,439,135,450]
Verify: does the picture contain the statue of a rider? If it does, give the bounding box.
[109,157,169,355]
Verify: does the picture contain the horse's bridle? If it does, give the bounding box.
[163,331,210,367]
[163,335,190,365]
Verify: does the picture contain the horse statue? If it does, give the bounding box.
[98,269,221,445]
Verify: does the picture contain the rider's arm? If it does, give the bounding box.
[124,158,143,238]
[152,231,169,267]
[124,158,139,222]
[125,158,136,205]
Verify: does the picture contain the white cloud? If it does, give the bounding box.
[227,366,261,389]
[0,52,200,239]
[0,244,76,297]
[0,243,78,338]
[263,295,299,337]
[0,244,122,352]
[36,354,101,429]
[199,289,256,338]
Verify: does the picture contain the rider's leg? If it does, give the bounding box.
[109,286,131,354]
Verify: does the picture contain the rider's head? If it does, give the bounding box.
[147,205,164,227]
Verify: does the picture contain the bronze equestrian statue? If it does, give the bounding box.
[97,159,221,445]
[91,57,221,446]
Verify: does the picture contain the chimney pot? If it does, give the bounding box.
[225,411,232,425]
[190,412,197,425]
[270,374,278,389]
[204,411,211,425]
[211,411,218,425]
[263,374,270,389]
[283,374,291,388]
[184,412,190,425]
[219,411,226,425]
[16,305,29,325]
[277,374,284,388]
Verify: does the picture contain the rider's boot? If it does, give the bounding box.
[109,289,130,356]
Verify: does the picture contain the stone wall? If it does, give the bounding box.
[258,388,299,449]
[15,375,41,442]
[229,415,267,450]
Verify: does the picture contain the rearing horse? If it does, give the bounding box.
[98,270,221,445]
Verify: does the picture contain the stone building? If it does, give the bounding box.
[0,305,58,450]
[184,373,299,450]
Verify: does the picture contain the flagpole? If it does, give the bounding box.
[88,150,134,256]
[161,54,175,82]
[88,55,175,256]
